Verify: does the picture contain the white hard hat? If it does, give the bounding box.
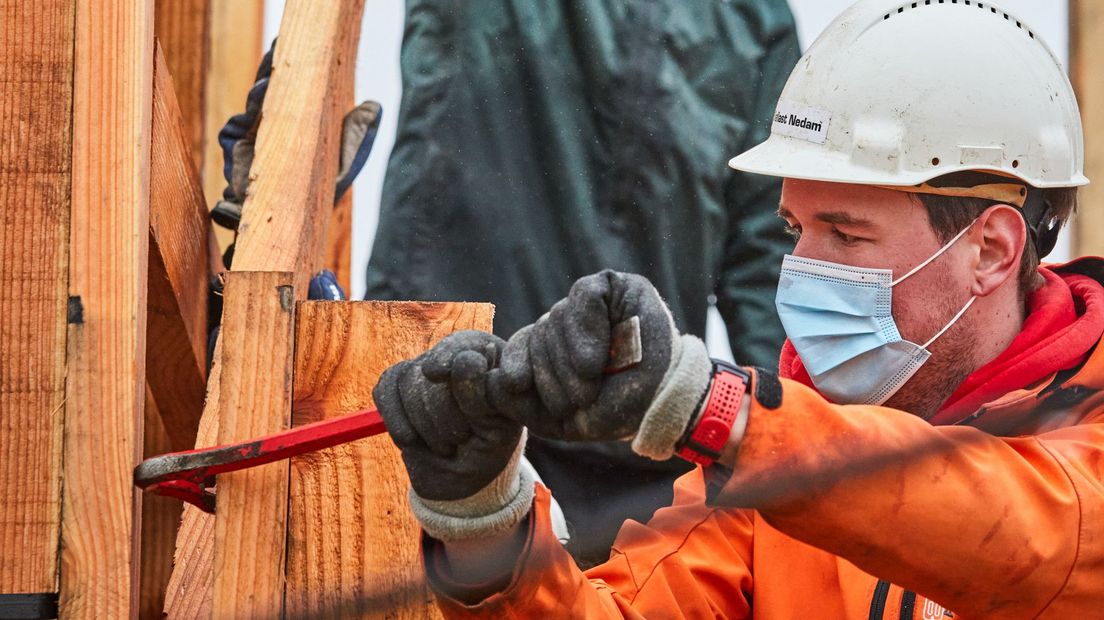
[729,0,1088,191]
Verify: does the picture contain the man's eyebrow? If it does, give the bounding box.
[815,211,876,229]
[775,206,877,229]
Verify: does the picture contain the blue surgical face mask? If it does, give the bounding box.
[775,223,977,405]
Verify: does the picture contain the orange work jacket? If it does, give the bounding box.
[424,260,1104,619]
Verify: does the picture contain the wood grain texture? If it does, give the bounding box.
[1071,1,1104,256]
[60,1,154,617]
[0,0,74,594]
[140,385,183,620]
[202,0,263,252]
[232,0,366,293]
[163,337,221,620]
[325,180,353,293]
[210,271,296,619]
[154,0,209,172]
[149,42,210,451]
[322,21,357,293]
[287,302,493,619]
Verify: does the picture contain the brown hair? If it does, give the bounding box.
[915,187,1078,299]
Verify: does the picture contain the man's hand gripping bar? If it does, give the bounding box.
[134,318,642,513]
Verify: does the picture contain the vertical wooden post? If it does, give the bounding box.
[211,271,296,619]
[60,0,154,617]
[323,32,357,292]
[140,385,183,620]
[0,0,74,600]
[203,0,265,252]
[1070,1,1104,256]
[231,0,366,290]
[287,302,493,619]
[154,0,211,173]
[163,338,223,619]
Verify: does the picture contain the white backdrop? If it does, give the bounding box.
[263,0,1072,361]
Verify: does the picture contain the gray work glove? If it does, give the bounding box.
[489,270,713,460]
[373,331,534,542]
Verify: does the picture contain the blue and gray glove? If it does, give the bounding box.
[212,39,381,231]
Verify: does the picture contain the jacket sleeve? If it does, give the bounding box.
[709,370,1104,618]
[715,1,800,368]
[426,470,755,619]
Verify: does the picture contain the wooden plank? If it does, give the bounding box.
[210,271,296,619]
[59,1,154,616]
[202,0,263,253]
[232,0,366,292]
[325,187,353,292]
[287,302,493,619]
[148,41,210,451]
[154,0,210,172]
[1071,1,1104,256]
[323,31,357,293]
[140,385,183,620]
[0,0,74,594]
[163,338,221,620]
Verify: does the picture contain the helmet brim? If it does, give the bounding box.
[730,134,1089,189]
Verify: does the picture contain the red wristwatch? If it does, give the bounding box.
[676,361,750,466]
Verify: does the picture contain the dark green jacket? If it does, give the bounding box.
[366,0,799,566]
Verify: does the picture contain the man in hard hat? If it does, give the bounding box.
[373,0,1104,617]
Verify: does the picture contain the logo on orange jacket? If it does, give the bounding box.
[922,598,948,619]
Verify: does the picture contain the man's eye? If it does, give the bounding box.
[832,227,862,245]
[784,224,802,241]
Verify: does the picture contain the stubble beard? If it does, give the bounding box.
[882,321,980,420]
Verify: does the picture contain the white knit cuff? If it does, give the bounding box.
[631,335,712,460]
[410,431,535,542]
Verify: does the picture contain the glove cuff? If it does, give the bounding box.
[631,335,712,460]
[410,431,535,542]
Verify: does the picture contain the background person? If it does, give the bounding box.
[365,0,801,565]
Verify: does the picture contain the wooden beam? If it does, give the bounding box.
[162,337,221,620]
[323,30,357,293]
[325,186,354,293]
[0,0,74,595]
[164,3,362,614]
[148,41,211,451]
[154,0,210,173]
[60,1,154,617]
[140,385,183,620]
[286,302,493,618]
[232,0,366,292]
[210,271,296,619]
[202,0,264,253]
[1071,1,1104,256]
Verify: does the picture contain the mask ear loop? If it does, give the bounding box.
[920,296,976,350]
[890,218,979,287]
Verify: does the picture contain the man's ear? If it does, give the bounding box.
[970,204,1026,297]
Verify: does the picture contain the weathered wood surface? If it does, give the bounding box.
[203,0,263,252]
[155,0,210,172]
[231,0,366,293]
[0,0,74,594]
[323,31,357,293]
[163,338,221,620]
[140,385,183,620]
[60,1,154,616]
[287,302,493,619]
[148,41,210,451]
[210,271,296,619]
[1071,0,1104,256]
